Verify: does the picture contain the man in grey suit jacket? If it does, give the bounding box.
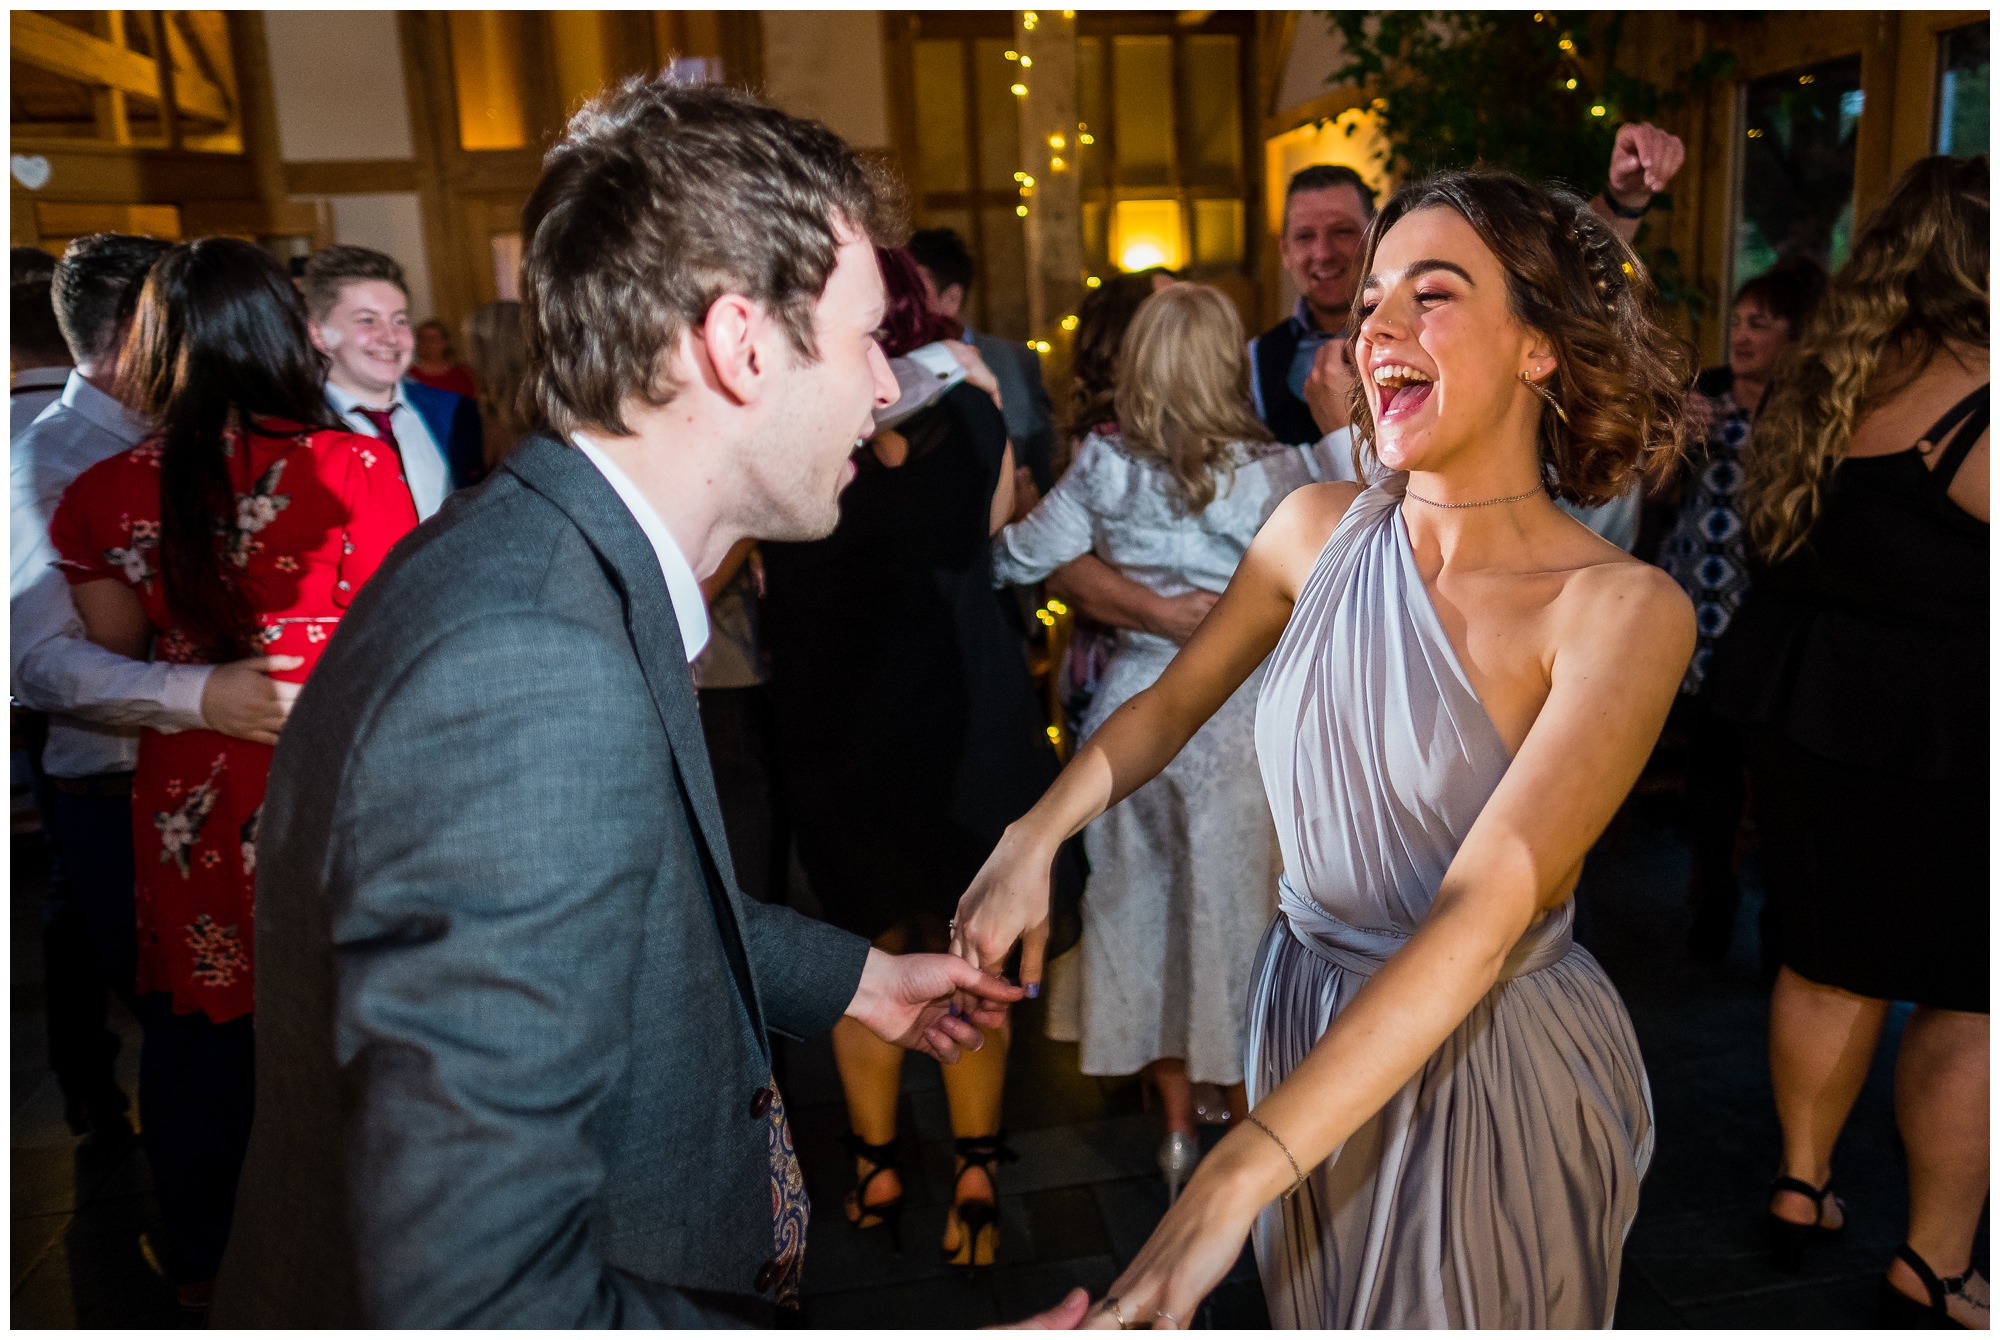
[907,226,1058,491]
[212,79,1057,1329]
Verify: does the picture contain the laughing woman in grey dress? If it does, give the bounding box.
[952,169,1694,1328]
[992,284,1311,1193]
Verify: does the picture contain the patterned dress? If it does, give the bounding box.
[993,432,1313,1084]
[50,419,418,1022]
[1655,386,1752,693]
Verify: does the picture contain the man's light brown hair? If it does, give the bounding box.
[300,245,408,322]
[521,77,905,438]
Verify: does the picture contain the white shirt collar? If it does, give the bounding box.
[323,378,405,417]
[569,431,710,662]
[58,370,151,443]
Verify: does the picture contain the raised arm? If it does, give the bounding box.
[1081,563,1695,1329]
[954,482,1359,986]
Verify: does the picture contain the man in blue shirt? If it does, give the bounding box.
[301,246,482,520]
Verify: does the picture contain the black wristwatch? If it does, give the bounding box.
[1603,183,1651,220]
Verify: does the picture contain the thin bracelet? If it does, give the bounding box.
[1602,182,1651,220]
[1243,1112,1308,1198]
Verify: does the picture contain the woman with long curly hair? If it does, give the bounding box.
[993,283,1314,1198]
[951,169,1695,1326]
[1707,154,1988,1327]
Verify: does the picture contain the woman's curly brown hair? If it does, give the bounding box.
[1741,154,1988,562]
[1344,169,1694,505]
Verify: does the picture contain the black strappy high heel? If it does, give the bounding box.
[841,1132,905,1253]
[1879,1244,1986,1328]
[1767,1175,1844,1274]
[942,1134,1018,1273]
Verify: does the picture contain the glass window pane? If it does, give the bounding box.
[1081,201,1108,273]
[1112,198,1184,273]
[912,39,970,195]
[1936,22,1990,156]
[450,11,531,151]
[1113,36,1174,187]
[1734,55,1863,289]
[1192,198,1243,269]
[1183,36,1240,185]
[549,12,623,117]
[976,205,1031,341]
[1078,37,1108,189]
[974,39,1020,194]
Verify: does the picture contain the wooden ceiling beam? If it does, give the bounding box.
[12,11,232,126]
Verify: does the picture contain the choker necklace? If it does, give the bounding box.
[1404,484,1543,508]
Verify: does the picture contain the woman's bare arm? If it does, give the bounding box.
[953,482,1360,985]
[1080,561,1695,1329]
[69,578,152,660]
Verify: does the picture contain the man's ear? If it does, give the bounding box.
[700,293,765,405]
[306,319,330,355]
[940,283,967,320]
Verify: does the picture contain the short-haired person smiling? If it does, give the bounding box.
[950,169,1697,1328]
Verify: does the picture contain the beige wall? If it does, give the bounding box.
[759,12,891,150]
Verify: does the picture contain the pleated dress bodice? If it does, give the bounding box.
[1244,475,1651,1329]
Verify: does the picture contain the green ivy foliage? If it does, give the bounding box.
[1320,11,1737,314]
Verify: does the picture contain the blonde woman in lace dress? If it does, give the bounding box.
[992,284,1313,1195]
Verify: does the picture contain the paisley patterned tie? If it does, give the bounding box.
[762,1074,808,1308]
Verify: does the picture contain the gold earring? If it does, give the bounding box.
[1520,371,1570,427]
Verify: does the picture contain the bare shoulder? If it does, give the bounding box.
[1256,481,1366,598]
[1553,552,1695,664]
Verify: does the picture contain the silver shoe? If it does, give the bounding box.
[1157,1131,1201,1203]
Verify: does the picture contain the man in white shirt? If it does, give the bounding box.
[10,233,299,1144]
[12,252,72,434]
[301,247,484,521]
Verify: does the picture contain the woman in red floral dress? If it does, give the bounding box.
[49,237,418,1303]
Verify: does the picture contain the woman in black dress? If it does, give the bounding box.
[760,247,1078,1271]
[1708,154,1988,1327]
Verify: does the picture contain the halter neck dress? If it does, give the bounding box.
[1247,476,1654,1328]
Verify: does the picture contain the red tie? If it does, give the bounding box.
[355,406,403,464]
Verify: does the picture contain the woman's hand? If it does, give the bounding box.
[950,823,1059,991]
[944,339,1007,414]
[1081,1140,1270,1330]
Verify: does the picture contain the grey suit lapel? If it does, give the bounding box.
[503,434,764,1033]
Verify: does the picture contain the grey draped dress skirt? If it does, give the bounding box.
[1246,477,1654,1328]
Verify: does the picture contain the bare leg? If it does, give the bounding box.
[1223,1081,1249,1130]
[1145,1058,1198,1139]
[1767,965,1890,1228]
[940,1021,1010,1261]
[1885,1005,1991,1327]
[832,924,909,1218]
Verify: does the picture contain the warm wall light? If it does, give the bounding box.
[1050,156,1067,171]
[1060,314,1079,330]
[1558,37,1574,51]
[1590,103,1607,117]
[1113,199,1184,272]
[1565,77,1578,90]
[1016,204,1030,216]
[1049,133,1067,150]
[1019,55,1032,68]
[1011,83,1028,96]
[1084,275,1102,288]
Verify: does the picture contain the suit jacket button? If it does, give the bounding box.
[754,1258,782,1293]
[748,1087,773,1119]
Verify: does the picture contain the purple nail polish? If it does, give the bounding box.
[1025,983,1041,999]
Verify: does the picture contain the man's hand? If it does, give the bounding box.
[1145,589,1220,646]
[1302,339,1358,436]
[992,1287,1090,1330]
[200,655,305,745]
[1607,122,1685,209]
[845,948,1025,1062]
